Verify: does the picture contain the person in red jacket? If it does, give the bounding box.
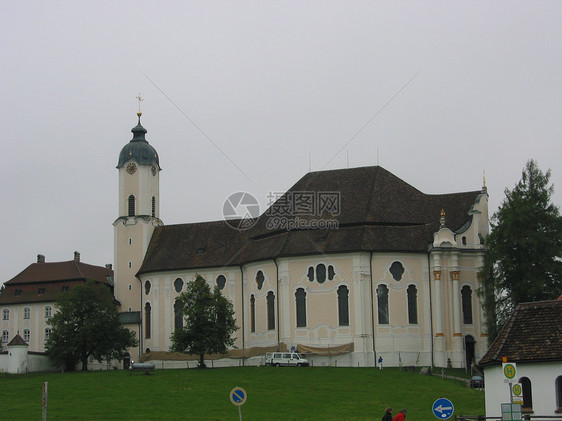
[392,408,407,421]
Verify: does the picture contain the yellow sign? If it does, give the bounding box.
[502,362,516,379]
[512,383,522,396]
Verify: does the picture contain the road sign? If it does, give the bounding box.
[432,398,454,419]
[512,383,522,396]
[502,362,517,380]
[501,403,522,420]
[230,387,247,406]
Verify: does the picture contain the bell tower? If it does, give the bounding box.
[114,102,162,317]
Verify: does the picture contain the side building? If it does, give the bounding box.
[115,113,490,368]
[0,252,114,372]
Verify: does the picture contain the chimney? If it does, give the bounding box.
[37,254,45,263]
[74,251,80,262]
[105,264,113,270]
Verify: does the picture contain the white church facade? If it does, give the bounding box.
[114,111,490,369]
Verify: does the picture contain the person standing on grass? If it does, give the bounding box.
[392,408,406,421]
[378,355,383,369]
[381,407,393,421]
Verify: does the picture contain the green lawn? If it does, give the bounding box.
[0,367,484,420]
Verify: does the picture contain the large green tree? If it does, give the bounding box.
[46,280,137,371]
[480,160,562,342]
[170,275,237,368]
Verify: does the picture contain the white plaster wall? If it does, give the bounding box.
[484,362,562,417]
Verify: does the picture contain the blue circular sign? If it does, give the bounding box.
[230,387,247,406]
[432,398,454,419]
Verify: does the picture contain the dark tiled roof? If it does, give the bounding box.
[478,299,562,367]
[0,260,113,305]
[139,166,483,274]
[7,333,28,346]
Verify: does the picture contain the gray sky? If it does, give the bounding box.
[1,1,561,285]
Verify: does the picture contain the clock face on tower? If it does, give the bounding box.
[151,164,157,176]
[126,162,137,175]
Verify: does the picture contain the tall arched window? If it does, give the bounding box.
[555,376,562,412]
[128,195,135,217]
[267,291,275,330]
[250,295,256,333]
[151,196,156,217]
[377,285,389,324]
[407,285,418,324]
[337,285,349,326]
[174,300,183,332]
[295,288,307,327]
[23,329,30,342]
[461,285,473,324]
[145,302,151,339]
[44,306,51,319]
[520,377,533,412]
[24,307,30,319]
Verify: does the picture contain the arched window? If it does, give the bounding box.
[174,278,183,293]
[174,300,183,332]
[461,285,473,324]
[377,285,389,324]
[316,264,326,283]
[556,376,562,412]
[144,280,151,295]
[2,309,9,320]
[250,295,256,333]
[44,306,52,319]
[295,288,307,327]
[520,377,533,412]
[145,302,151,339]
[23,329,30,342]
[24,307,31,319]
[151,196,156,217]
[128,195,135,217]
[256,271,265,290]
[267,291,275,330]
[1,330,9,343]
[407,285,418,324]
[337,285,349,326]
[216,275,226,290]
[44,328,51,342]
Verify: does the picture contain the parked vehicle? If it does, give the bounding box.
[470,375,484,388]
[264,352,309,367]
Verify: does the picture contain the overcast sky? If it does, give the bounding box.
[1,1,561,284]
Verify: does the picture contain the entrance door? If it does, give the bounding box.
[123,353,131,370]
[464,335,475,370]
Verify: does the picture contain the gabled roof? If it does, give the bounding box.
[7,334,28,347]
[478,299,562,367]
[138,165,484,275]
[0,260,113,305]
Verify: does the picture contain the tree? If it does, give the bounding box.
[170,275,237,368]
[480,160,562,342]
[46,280,137,371]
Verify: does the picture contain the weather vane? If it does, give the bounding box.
[136,93,143,114]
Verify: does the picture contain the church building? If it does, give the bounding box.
[115,111,489,368]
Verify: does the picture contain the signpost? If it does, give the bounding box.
[511,383,523,405]
[230,386,247,421]
[42,381,48,421]
[432,398,454,419]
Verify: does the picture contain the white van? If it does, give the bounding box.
[264,352,309,367]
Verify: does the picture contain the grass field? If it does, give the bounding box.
[0,366,484,420]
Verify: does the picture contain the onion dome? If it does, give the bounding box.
[117,112,160,168]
